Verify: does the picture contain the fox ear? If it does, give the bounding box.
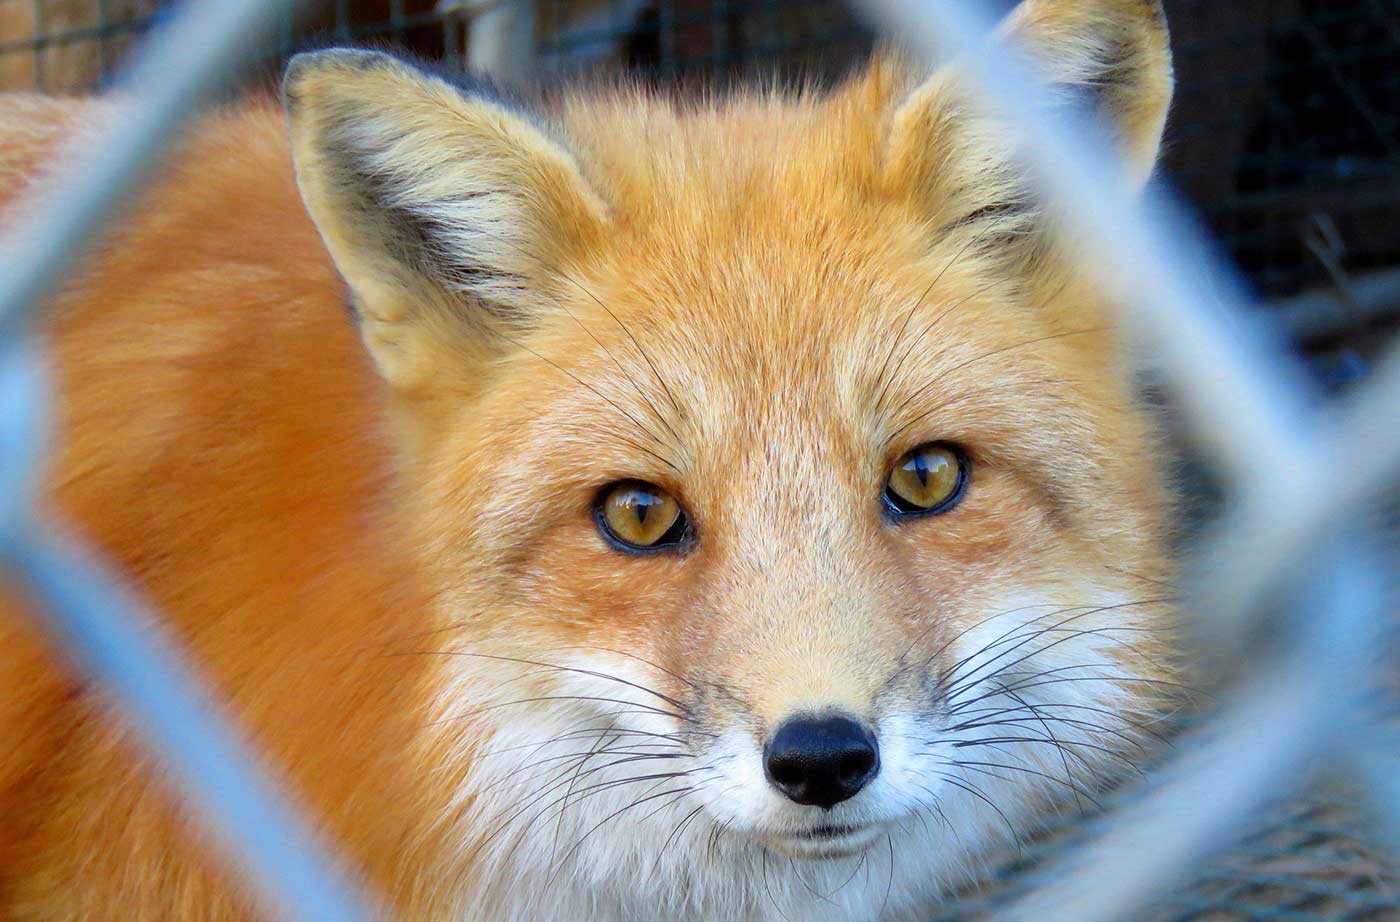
[283,49,607,392]
[883,0,1173,238]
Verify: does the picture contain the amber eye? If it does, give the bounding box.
[884,443,967,517]
[596,481,689,551]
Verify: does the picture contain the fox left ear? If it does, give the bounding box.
[283,49,608,393]
[883,0,1173,232]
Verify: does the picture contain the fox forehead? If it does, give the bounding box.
[463,84,1112,472]
[459,204,1107,518]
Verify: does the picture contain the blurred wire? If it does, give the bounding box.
[848,0,1399,917]
[0,0,299,336]
[1,518,381,922]
[0,0,383,919]
[0,1,1393,921]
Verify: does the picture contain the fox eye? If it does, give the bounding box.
[596,481,689,552]
[884,443,967,517]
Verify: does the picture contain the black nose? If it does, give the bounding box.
[763,714,880,809]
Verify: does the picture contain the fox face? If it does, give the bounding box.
[283,1,1176,917]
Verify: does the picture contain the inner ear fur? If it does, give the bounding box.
[283,49,608,392]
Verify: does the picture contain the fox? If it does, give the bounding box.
[0,0,1179,919]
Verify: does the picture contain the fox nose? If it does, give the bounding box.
[763,714,880,810]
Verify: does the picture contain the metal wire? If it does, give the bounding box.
[846,0,1400,667]
[849,0,1400,917]
[851,0,1315,488]
[993,544,1390,922]
[0,1,1395,921]
[0,0,299,336]
[0,1,383,920]
[3,3,1397,305]
[0,517,380,922]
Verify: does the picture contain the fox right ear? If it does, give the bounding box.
[881,0,1173,247]
[283,49,608,392]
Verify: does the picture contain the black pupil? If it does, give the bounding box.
[630,491,660,524]
[911,452,931,487]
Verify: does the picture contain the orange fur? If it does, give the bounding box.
[0,1,162,92]
[0,3,1178,919]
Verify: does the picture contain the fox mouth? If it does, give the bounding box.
[761,822,884,859]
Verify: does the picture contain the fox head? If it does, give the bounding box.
[284,0,1176,917]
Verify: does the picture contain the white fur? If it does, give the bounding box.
[426,589,1153,921]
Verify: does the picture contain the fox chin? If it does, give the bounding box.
[0,1,1180,919]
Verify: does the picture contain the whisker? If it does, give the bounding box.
[899,601,1072,687]
[938,604,1105,692]
[469,737,683,812]
[948,697,1173,743]
[952,709,1157,755]
[760,848,793,922]
[552,283,685,449]
[706,811,735,862]
[885,376,1084,449]
[559,272,689,439]
[551,726,627,867]
[476,764,699,867]
[784,856,834,906]
[1103,564,1180,592]
[913,782,962,850]
[880,832,897,919]
[492,327,682,474]
[479,723,694,758]
[872,235,993,418]
[402,649,693,713]
[887,326,1110,422]
[550,644,703,692]
[943,598,1173,703]
[432,223,683,469]
[951,734,1138,771]
[928,770,1022,853]
[548,783,697,887]
[996,682,1087,811]
[425,694,692,729]
[943,707,1129,774]
[939,758,1104,810]
[963,672,1194,710]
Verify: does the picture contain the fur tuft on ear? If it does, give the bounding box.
[283,49,608,391]
[882,0,1173,250]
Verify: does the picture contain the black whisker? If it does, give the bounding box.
[559,272,689,439]
[940,758,1104,810]
[885,375,1084,449]
[492,327,682,474]
[887,326,1110,422]
[947,699,1171,746]
[760,848,793,922]
[404,649,693,713]
[552,281,686,448]
[551,643,703,692]
[788,857,837,905]
[548,783,698,888]
[997,682,1087,811]
[425,693,692,729]
[951,710,1156,757]
[929,770,1022,854]
[943,598,1173,703]
[880,832,897,919]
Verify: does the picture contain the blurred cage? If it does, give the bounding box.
[1,0,1398,381]
[1,1,1399,920]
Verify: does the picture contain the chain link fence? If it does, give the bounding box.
[2,1,1397,367]
[0,0,1398,920]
